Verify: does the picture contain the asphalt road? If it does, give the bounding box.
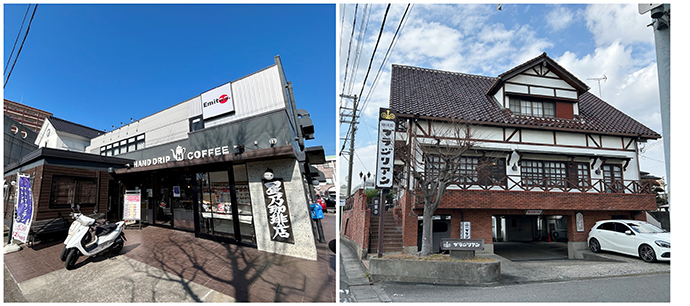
[381,273,670,302]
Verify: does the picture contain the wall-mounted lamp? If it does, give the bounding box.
[512,164,518,171]
[234,144,245,154]
[263,168,274,181]
[269,138,278,147]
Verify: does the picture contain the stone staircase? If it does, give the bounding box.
[368,210,403,254]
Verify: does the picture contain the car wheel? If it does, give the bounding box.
[65,248,79,270]
[589,238,601,253]
[638,244,657,263]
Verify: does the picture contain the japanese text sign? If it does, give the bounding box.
[12,174,34,243]
[375,108,396,189]
[262,178,294,244]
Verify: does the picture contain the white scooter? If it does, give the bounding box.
[60,205,126,270]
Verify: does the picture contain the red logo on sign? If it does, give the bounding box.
[218,94,229,104]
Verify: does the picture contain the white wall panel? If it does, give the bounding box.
[505,83,528,94]
[530,86,554,97]
[204,65,285,129]
[555,89,578,99]
[511,74,575,90]
[555,132,586,146]
[521,129,553,144]
[601,135,623,149]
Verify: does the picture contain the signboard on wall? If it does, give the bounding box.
[576,212,585,232]
[375,108,396,189]
[123,190,141,221]
[201,82,235,119]
[460,221,471,239]
[371,197,380,216]
[262,178,295,244]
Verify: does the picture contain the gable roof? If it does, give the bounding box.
[486,52,589,96]
[47,116,104,139]
[389,64,660,139]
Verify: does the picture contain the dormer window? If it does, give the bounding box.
[509,96,555,118]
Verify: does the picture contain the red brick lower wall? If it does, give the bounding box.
[400,189,657,249]
[340,189,370,251]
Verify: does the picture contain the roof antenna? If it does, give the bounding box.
[587,75,607,98]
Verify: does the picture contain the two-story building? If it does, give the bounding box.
[5,56,325,261]
[389,53,661,258]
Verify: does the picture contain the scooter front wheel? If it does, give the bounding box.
[65,248,79,270]
[60,246,68,262]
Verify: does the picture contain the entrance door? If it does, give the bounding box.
[172,175,195,231]
[197,171,238,239]
[107,180,121,222]
[195,165,256,244]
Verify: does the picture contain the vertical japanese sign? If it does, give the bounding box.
[123,190,141,221]
[460,221,471,239]
[262,178,294,244]
[375,108,396,189]
[12,174,34,243]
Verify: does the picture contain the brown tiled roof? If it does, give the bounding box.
[389,64,660,139]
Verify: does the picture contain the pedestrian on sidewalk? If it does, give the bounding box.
[310,202,326,243]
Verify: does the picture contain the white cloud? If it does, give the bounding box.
[584,4,654,47]
[546,5,575,32]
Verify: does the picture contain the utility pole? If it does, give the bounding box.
[640,4,670,209]
[340,94,359,197]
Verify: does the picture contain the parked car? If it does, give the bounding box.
[587,220,670,263]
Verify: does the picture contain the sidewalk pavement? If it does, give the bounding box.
[339,238,390,303]
[4,213,336,303]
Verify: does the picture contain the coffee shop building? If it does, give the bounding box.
[82,56,324,260]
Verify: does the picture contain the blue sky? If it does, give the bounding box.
[339,3,669,188]
[3,4,336,155]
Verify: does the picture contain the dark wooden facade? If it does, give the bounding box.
[3,147,131,224]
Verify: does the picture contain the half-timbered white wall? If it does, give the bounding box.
[398,119,642,192]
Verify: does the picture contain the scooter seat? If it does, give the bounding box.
[95,223,118,237]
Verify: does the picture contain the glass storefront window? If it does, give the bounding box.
[196,164,255,244]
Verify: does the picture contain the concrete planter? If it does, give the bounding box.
[369,257,500,285]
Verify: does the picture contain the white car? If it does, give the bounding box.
[587,220,670,263]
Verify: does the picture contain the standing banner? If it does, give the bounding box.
[375,108,396,189]
[123,190,141,222]
[12,174,34,243]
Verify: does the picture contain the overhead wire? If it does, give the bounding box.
[5,4,38,89]
[339,4,360,156]
[339,4,359,99]
[4,4,32,74]
[345,4,371,97]
[361,4,412,111]
[355,4,391,101]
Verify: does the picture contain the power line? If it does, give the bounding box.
[356,4,391,101]
[4,4,32,73]
[5,4,38,89]
[346,4,371,97]
[360,4,413,117]
[339,4,359,98]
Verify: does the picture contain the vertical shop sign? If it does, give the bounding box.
[262,178,294,244]
[460,221,471,239]
[576,212,585,232]
[123,190,141,221]
[12,174,34,243]
[375,108,396,189]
